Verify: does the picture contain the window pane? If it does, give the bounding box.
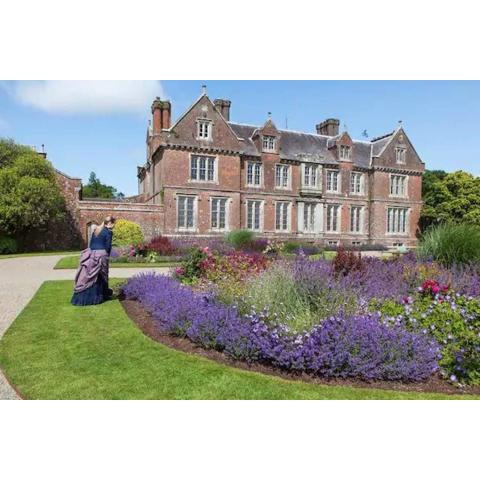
[199,157,206,180]
[247,163,253,184]
[187,198,194,228]
[275,166,281,187]
[254,164,261,185]
[207,158,214,181]
[219,199,226,229]
[254,202,260,230]
[178,197,185,227]
[211,199,218,228]
[283,166,288,187]
[191,157,198,180]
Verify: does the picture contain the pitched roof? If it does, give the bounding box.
[229,122,385,168]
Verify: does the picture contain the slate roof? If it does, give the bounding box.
[229,122,392,168]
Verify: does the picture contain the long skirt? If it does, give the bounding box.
[71,249,112,306]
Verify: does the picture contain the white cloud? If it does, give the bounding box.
[11,80,165,115]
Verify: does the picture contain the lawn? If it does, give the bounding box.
[0,250,79,260]
[0,280,477,400]
[54,255,180,269]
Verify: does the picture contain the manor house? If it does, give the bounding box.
[56,88,425,248]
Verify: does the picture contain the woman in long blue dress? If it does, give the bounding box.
[71,216,116,306]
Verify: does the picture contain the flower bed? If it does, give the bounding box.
[123,251,480,386]
[123,272,440,382]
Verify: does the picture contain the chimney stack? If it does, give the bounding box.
[214,99,231,121]
[151,97,172,134]
[316,118,340,137]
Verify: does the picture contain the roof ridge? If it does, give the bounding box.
[371,131,395,142]
[231,122,377,145]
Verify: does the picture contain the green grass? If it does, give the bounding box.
[0,250,79,260]
[54,255,179,269]
[0,280,477,400]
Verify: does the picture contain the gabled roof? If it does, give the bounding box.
[169,93,243,141]
[229,122,378,167]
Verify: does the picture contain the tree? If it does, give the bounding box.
[421,169,480,229]
[0,138,35,168]
[82,171,124,199]
[0,139,66,236]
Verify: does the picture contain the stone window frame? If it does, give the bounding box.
[189,154,218,184]
[302,202,316,232]
[386,206,410,236]
[389,173,408,198]
[246,199,264,232]
[395,145,407,164]
[176,194,198,232]
[339,145,351,160]
[326,204,341,233]
[210,196,230,232]
[326,169,341,193]
[349,205,364,234]
[196,118,213,140]
[275,163,291,190]
[349,171,365,195]
[302,163,320,189]
[275,201,292,233]
[262,135,277,153]
[246,161,263,188]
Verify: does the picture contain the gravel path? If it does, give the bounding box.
[0,254,170,400]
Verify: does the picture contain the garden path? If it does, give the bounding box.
[0,254,170,400]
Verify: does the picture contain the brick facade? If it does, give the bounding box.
[137,92,425,247]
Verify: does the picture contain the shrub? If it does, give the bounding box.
[381,286,480,384]
[332,247,364,276]
[144,235,176,256]
[242,238,269,253]
[174,247,208,283]
[112,219,144,247]
[418,223,480,266]
[225,229,255,250]
[283,241,321,256]
[0,236,17,254]
[239,262,314,329]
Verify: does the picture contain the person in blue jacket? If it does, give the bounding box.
[71,215,116,306]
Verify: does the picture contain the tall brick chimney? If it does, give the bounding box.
[214,99,231,121]
[151,97,172,133]
[316,118,340,137]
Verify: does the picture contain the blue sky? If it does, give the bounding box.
[0,80,478,196]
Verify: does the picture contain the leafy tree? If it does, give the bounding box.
[82,171,124,199]
[421,170,480,228]
[0,138,35,168]
[0,139,66,235]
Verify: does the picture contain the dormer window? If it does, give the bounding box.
[262,135,276,152]
[197,120,212,140]
[339,145,351,160]
[395,147,406,164]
